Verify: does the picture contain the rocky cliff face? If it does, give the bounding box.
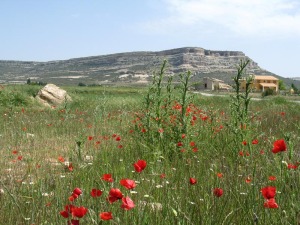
[0,47,286,85]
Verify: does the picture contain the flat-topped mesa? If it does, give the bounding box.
[1,46,289,86]
[204,50,245,57]
[157,47,205,56]
[156,47,245,57]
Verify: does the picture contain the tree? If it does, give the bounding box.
[278,80,286,90]
[291,83,299,93]
[78,82,86,87]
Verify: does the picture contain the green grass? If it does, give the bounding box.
[0,84,299,224]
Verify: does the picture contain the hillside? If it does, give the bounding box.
[0,47,299,87]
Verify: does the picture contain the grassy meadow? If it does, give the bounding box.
[0,66,300,225]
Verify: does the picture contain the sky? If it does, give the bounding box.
[0,0,299,78]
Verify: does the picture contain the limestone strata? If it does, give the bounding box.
[0,47,281,85]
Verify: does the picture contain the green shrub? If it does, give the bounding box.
[0,89,28,107]
[262,88,275,97]
[25,86,40,97]
[78,82,87,86]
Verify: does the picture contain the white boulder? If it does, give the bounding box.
[36,84,72,107]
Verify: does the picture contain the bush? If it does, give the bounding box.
[26,86,40,97]
[262,88,275,97]
[0,88,29,107]
[78,82,87,87]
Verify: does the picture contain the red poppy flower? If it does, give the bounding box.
[189,178,197,185]
[68,163,74,172]
[268,176,276,181]
[242,140,247,146]
[217,173,223,178]
[102,174,113,182]
[261,186,276,199]
[177,142,183,147]
[121,196,135,210]
[272,139,287,153]
[58,156,65,163]
[160,173,166,179]
[201,116,208,121]
[90,188,102,197]
[245,177,251,183]
[70,188,82,201]
[88,136,93,141]
[192,147,198,152]
[213,188,223,197]
[264,198,279,208]
[172,103,182,110]
[115,136,121,141]
[133,160,147,173]
[109,188,123,198]
[68,219,79,225]
[69,195,76,202]
[158,128,164,133]
[100,212,113,220]
[72,206,88,218]
[60,204,75,218]
[12,150,18,154]
[73,188,82,196]
[190,141,196,147]
[252,139,259,145]
[120,179,136,189]
[287,163,298,169]
[108,188,123,203]
[60,210,69,218]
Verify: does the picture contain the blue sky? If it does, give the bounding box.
[0,0,299,77]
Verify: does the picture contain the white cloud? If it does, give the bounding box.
[141,0,300,38]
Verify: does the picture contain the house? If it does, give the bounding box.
[202,77,232,91]
[240,75,279,92]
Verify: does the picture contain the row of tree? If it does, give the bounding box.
[277,80,299,94]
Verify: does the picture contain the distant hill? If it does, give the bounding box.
[0,47,299,87]
[290,77,300,81]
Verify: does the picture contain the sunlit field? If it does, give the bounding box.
[0,63,300,225]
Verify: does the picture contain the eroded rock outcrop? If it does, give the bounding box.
[36,84,72,107]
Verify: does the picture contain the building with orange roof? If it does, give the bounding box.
[240,75,279,92]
